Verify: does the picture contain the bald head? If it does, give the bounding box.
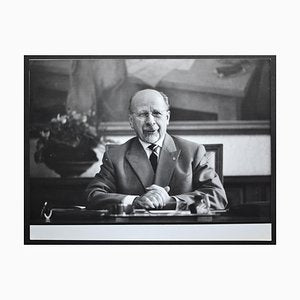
[129,89,170,113]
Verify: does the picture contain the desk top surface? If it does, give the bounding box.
[32,207,271,225]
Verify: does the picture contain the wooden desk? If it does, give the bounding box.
[31,207,271,225]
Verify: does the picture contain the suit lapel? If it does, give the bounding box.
[125,138,154,189]
[155,134,181,187]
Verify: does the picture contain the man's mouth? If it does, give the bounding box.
[144,128,158,134]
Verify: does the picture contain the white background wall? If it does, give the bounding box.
[183,134,271,176]
[4,2,298,300]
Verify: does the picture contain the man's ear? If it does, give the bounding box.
[128,114,134,129]
[166,110,170,125]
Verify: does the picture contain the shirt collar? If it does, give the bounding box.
[138,135,164,151]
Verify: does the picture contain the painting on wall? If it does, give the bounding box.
[29,57,271,125]
[27,56,273,178]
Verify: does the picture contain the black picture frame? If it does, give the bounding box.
[24,55,276,245]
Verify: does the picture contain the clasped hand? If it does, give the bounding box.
[133,185,171,209]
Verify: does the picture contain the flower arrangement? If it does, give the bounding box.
[34,110,99,164]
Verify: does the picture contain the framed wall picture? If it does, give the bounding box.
[24,55,275,244]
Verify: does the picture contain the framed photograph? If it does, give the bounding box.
[24,55,275,244]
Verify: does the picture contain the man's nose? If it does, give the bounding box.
[145,113,156,125]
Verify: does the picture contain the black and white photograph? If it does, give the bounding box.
[25,56,275,244]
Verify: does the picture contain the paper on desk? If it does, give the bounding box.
[126,59,195,87]
[148,210,191,216]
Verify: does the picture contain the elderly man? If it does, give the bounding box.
[86,89,227,213]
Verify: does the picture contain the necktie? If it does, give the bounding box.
[148,144,158,173]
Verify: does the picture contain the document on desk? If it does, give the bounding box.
[147,210,228,216]
[133,209,227,216]
[148,210,191,216]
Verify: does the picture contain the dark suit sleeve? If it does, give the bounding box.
[85,150,128,210]
[175,145,228,210]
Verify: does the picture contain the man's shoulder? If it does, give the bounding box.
[105,137,136,155]
[171,135,205,151]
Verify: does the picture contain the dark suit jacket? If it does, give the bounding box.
[86,134,227,211]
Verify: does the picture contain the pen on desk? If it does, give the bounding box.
[40,201,48,218]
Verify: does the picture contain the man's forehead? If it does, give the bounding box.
[132,89,166,108]
[136,105,162,112]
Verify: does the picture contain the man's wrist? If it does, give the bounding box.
[123,195,138,207]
